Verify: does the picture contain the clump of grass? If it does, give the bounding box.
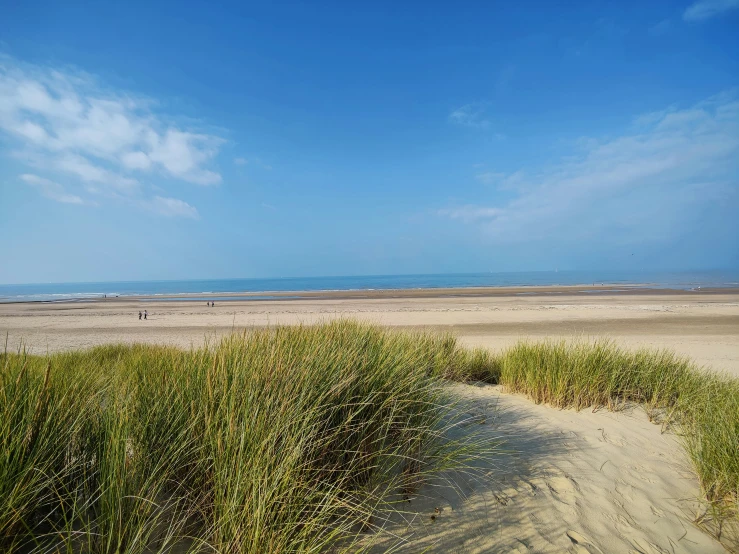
[0,322,487,553]
[476,339,739,545]
[3,325,737,550]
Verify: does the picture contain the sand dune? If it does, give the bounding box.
[1,289,737,552]
[368,384,727,553]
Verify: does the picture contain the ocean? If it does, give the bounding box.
[1,270,737,303]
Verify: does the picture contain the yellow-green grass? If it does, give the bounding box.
[0,322,486,553]
[2,324,738,551]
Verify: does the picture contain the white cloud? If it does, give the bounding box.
[144,196,199,219]
[683,0,739,21]
[13,120,49,143]
[475,172,506,185]
[0,57,225,212]
[475,170,526,189]
[439,91,739,245]
[449,103,490,129]
[147,129,222,185]
[56,153,138,191]
[120,151,152,171]
[437,206,503,223]
[234,157,248,165]
[20,173,83,204]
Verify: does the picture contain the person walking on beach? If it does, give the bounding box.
[144,310,148,320]
[139,311,142,320]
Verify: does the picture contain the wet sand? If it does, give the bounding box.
[2,287,738,375]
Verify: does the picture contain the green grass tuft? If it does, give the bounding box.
[0,322,487,553]
[1,325,737,550]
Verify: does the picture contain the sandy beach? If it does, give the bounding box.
[2,287,738,552]
[2,286,738,375]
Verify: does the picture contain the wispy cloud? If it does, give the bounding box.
[234,156,272,170]
[683,0,739,21]
[649,19,671,36]
[0,56,224,215]
[437,206,503,223]
[475,172,507,185]
[144,196,199,219]
[475,170,525,189]
[439,91,739,247]
[449,103,490,129]
[56,153,138,192]
[20,173,84,204]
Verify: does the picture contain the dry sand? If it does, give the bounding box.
[369,384,728,553]
[1,288,737,375]
[1,288,738,552]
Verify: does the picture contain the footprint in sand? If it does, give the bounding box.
[566,530,604,554]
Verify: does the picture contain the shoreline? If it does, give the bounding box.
[2,289,738,375]
[3,283,739,304]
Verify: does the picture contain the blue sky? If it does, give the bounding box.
[1,0,738,283]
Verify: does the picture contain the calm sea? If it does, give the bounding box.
[1,270,737,303]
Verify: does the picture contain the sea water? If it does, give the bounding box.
[1,270,737,303]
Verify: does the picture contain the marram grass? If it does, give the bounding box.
[1,324,738,551]
[0,322,487,553]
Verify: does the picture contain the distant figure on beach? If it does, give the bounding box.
[144,310,148,320]
[211,301,215,307]
[138,311,142,320]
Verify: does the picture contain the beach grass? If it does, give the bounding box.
[0,322,488,553]
[1,324,738,550]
